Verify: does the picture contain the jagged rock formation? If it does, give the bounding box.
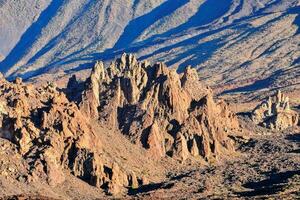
[80,53,240,161]
[0,73,142,195]
[252,91,299,130]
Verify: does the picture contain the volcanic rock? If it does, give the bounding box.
[173,133,189,161]
[146,121,166,158]
[252,90,299,130]
[0,76,142,195]
[0,54,242,196]
[80,53,240,161]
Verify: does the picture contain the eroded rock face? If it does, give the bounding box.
[80,53,240,161]
[0,54,242,195]
[0,75,142,195]
[252,90,299,130]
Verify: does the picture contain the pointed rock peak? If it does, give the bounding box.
[174,133,189,161]
[190,138,199,157]
[276,90,282,102]
[14,77,23,85]
[182,66,199,82]
[154,62,169,78]
[119,53,138,69]
[93,61,105,73]
[252,91,299,130]
[79,55,240,163]
[91,61,106,81]
[146,120,165,158]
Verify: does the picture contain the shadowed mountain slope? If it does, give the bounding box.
[0,0,299,94]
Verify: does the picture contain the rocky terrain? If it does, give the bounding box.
[0,0,299,97]
[131,130,300,199]
[0,1,299,198]
[0,72,152,196]
[79,54,241,162]
[0,54,299,199]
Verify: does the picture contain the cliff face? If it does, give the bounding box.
[80,53,240,161]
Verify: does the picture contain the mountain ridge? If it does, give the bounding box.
[0,0,299,96]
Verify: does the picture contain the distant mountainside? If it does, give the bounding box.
[0,0,299,93]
